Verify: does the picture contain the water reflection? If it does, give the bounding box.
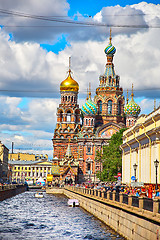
[0,191,124,240]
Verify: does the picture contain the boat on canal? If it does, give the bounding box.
[35,191,44,198]
[68,199,79,207]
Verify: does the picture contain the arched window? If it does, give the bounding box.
[129,120,131,126]
[75,110,79,123]
[97,100,102,114]
[91,119,93,125]
[65,96,67,101]
[118,101,121,115]
[109,76,112,86]
[71,96,73,102]
[86,119,88,125]
[59,111,63,122]
[108,100,112,114]
[116,76,119,86]
[67,111,71,122]
[68,96,70,102]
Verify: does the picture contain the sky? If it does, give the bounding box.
[0,0,159,159]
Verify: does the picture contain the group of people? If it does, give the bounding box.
[74,182,160,199]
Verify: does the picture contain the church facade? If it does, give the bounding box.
[52,33,140,183]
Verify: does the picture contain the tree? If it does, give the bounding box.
[96,128,126,182]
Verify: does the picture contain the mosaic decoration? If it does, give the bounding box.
[51,165,60,175]
[124,99,141,117]
[81,99,97,115]
[104,44,116,55]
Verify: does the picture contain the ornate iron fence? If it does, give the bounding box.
[123,194,128,204]
[132,196,139,208]
[143,198,153,212]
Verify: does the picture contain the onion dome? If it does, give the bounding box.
[104,29,116,55]
[124,86,141,117]
[81,86,97,115]
[104,44,116,55]
[60,69,79,92]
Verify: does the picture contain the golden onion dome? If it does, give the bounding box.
[60,70,79,92]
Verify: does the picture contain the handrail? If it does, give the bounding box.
[65,186,160,216]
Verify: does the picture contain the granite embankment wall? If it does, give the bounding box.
[46,187,160,240]
[0,184,27,201]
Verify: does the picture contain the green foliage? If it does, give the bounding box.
[96,128,126,181]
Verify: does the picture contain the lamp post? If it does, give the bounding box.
[133,163,138,182]
[154,159,159,190]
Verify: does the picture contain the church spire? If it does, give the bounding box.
[131,83,134,100]
[88,82,91,99]
[109,28,112,45]
[126,89,129,104]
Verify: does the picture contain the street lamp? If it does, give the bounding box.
[154,159,159,190]
[133,163,138,182]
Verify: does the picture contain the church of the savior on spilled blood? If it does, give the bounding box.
[51,32,141,184]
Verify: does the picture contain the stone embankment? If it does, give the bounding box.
[0,184,27,201]
[46,186,160,240]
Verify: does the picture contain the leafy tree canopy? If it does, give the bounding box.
[96,128,126,182]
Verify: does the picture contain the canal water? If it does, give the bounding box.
[0,191,125,240]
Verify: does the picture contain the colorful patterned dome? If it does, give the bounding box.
[81,98,97,115]
[104,44,116,55]
[124,98,141,117]
[60,70,79,92]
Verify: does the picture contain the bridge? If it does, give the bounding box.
[47,186,160,240]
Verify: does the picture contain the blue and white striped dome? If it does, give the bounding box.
[81,99,97,115]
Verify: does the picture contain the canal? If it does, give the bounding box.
[0,191,125,240]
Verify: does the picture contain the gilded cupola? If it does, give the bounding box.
[60,63,79,92]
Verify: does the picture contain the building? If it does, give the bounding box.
[52,31,132,183]
[0,141,9,182]
[9,159,53,183]
[121,106,160,185]
[8,152,48,161]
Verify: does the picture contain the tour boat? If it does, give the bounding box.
[35,191,44,198]
[68,199,79,207]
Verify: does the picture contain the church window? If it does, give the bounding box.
[67,111,71,122]
[68,96,70,101]
[86,119,88,125]
[87,163,91,171]
[75,110,79,123]
[65,96,67,101]
[91,119,93,125]
[118,101,121,115]
[97,100,102,114]
[59,111,63,122]
[108,100,112,114]
[71,96,73,102]
[109,76,112,86]
[116,76,119,86]
[129,120,131,126]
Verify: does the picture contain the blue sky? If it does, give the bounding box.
[0,0,159,158]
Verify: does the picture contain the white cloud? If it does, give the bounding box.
[0,2,159,159]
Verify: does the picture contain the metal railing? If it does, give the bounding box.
[65,186,160,215]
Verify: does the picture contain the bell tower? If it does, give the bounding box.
[94,29,125,127]
[52,58,81,160]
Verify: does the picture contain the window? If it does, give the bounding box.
[87,163,91,171]
[25,167,27,170]
[108,100,112,114]
[97,100,102,114]
[88,146,91,153]
[18,167,20,170]
[118,101,121,115]
[91,119,93,125]
[59,111,63,122]
[67,111,71,122]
